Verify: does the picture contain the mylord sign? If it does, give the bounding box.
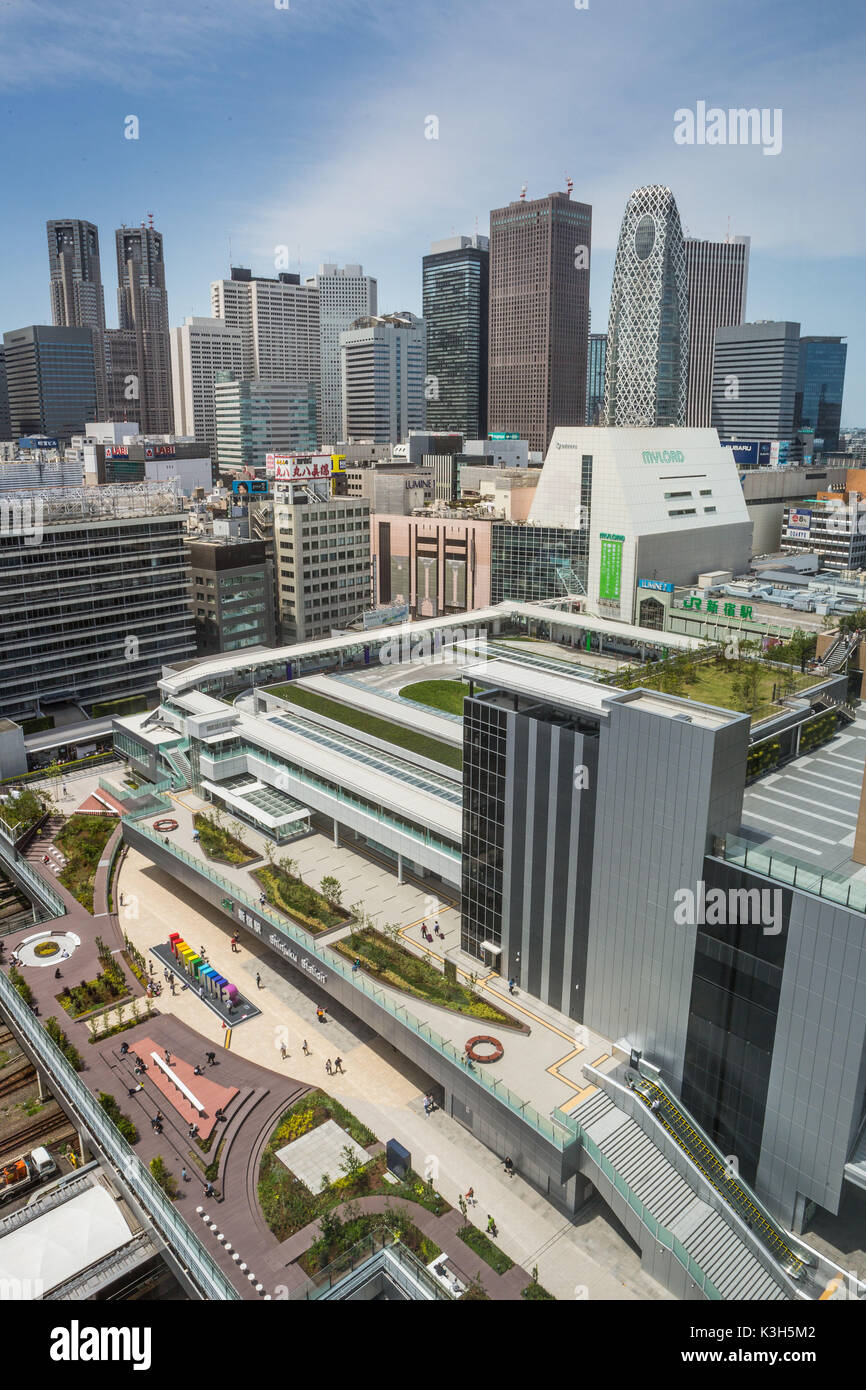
[641,449,685,465]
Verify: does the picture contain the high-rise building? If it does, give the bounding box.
[115,223,172,433]
[488,189,591,453]
[340,313,426,445]
[711,321,800,440]
[0,483,194,721]
[2,325,97,443]
[0,347,10,441]
[104,328,141,423]
[586,333,607,425]
[187,537,275,655]
[684,235,750,426]
[47,218,108,415]
[273,481,371,642]
[795,336,847,453]
[605,185,689,428]
[211,267,321,438]
[422,235,489,439]
[171,317,244,460]
[214,377,318,474]
[303,264,377,448]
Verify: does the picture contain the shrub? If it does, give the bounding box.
[44,1015,83,1071]
[149,1155,177,1198]
[9,965,34,1008]
[98,1091,139,1144]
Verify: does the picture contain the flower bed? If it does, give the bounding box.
[252,866,349,934]
[193,812,258,866]
[334,927,521,1027]
[299,1210,441,1277]
[457,1222,514,1274]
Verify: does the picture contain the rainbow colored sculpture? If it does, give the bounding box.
[169,933,236,1008]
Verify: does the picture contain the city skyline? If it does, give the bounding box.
[0,0,861,422]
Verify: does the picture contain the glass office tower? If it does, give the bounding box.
[795,336,847,453]
[422,235,489,439]
[586,333,607,425]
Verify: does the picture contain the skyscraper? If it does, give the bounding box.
[303,264,377,447]
[684,235,750,426]
[115,222,172,433]
[422,235,489,439]
[488,188,591,453]
[171,317,244,459]
[211,267,321,440]
[0,347,10,441]
[605,185,689,428]
[340,313,426,444]
[214,377,318,472]
[711,321,800,440]
[586,333,607,425]
[2,325,97,442]
[795,336,847,453]
[47,218,108,415]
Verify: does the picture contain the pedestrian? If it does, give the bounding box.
[206,1051,216,1066]
[181,1167,189,1183]
[334,1057,343,1074]
[302,1039,310,1055]
[465,1187,475,1207]
[204,1182,215,1199]
[325,1058,332,1075]
[231,935,239,953]
[487,1215,497,1235]
[316,1006,325,1023]
[504,1156,514,1178]
[650,1098,661,1114]
[193,1065,203,1076]
[215,1108,224,1122]
[423,1094,431,1116]
[164,1050,172,1066]
[256,971,262,989]
[280,1042,287,1059]
[352,958,360,973]
[508,977,516,995]
[189,1123,198,1139]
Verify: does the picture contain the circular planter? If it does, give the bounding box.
[465,1035,504,1064]
[153,818,178,833]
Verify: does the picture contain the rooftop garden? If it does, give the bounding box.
[193,810,258,866]
[300,1208,441,1278]
[263,681,462,770]
[252,851,350,933]
[613,641,820,725]
[334,920,521,1027]
[56,814,117,913]
[257,1090,449,1242]
[457,1222,514,1275]
[398,678,467,717]
[0,786,49,836]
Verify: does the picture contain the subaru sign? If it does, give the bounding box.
[721,440,772,467]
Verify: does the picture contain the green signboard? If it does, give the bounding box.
[598,533,624,602]
[489,432,519,440]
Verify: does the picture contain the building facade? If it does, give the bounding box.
[491,521,588,601]
[795,336,847,454]
[422,235,489,439]
[304,264,377,449]
[171,317,244,462]
[46,218,108,416]
[0,484,194,720]
[273,489,371,643]
[340,313,426,445]
[0,347,12,441]
[711,321,800,440]
[684,235,750,427]
[211,267,321,438]
[586,333,607,425]
[2,325,97,443]
[605,185,689,428]
[187,537,274,654]
[115,223,172,434]
[371,514,492,617]
[214,377,318,474]
[488,190,591,453]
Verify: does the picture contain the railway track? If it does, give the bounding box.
[0,1106,72,1163]
[0,1058,33,1101]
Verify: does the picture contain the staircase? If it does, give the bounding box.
[820,630,859,672]
[160,744,192,790]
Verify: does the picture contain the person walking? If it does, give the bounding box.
[465,1187,475,1207]
[302,1039,310,1055]
[316,1006,326,1023]
[164,1050,172,1066]
[206,1051,216,1066]
[487,1214,497,1236]
[181,1168,189,1183]
[334,1057,343,1074]
[231,935,239,953]
[280,1042,287,1060]
[255,972,262,990]
[204,1182,215,1199]
[325,1059,333,1075]
[508,977,516,995]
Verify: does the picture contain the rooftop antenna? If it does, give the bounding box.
[565,173,573,198]
[147,211,154,229]
[726,214,732,243]
[519,183,527,200]
[228,234,232,269]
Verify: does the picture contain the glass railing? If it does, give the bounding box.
[198,743,462,860]
[552,1105,723,1299]
[123,815,562,1150]
[0,839,67,920]
[721,833,866,914]
[0,967,239,1300]
[304,1229,452,1300]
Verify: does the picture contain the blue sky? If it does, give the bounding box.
[1,0,864,421]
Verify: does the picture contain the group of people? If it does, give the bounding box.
[421,918,445,945]
[324,1057,344,1075]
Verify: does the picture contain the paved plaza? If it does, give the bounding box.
[276,1119,368,1192]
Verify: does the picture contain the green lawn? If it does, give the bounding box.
[263,682,462,770]
[398,679,467,717]
[334,926,519,1027]
[677,662,817,725]
[55,814,117,913]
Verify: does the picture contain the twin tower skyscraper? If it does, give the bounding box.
[46,217,171,433]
